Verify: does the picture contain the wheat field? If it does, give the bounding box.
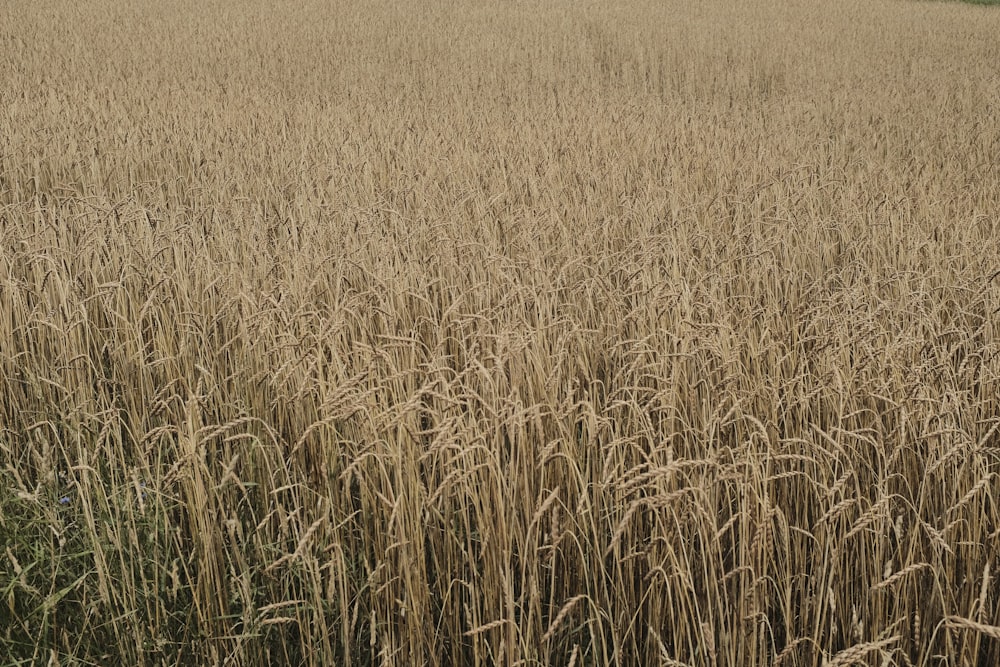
[2,0,1000,665]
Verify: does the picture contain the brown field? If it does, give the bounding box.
[2,0,1000,665]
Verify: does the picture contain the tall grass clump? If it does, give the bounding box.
[2,0,1000,665]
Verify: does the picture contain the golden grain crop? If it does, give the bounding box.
[2,0,999,665]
